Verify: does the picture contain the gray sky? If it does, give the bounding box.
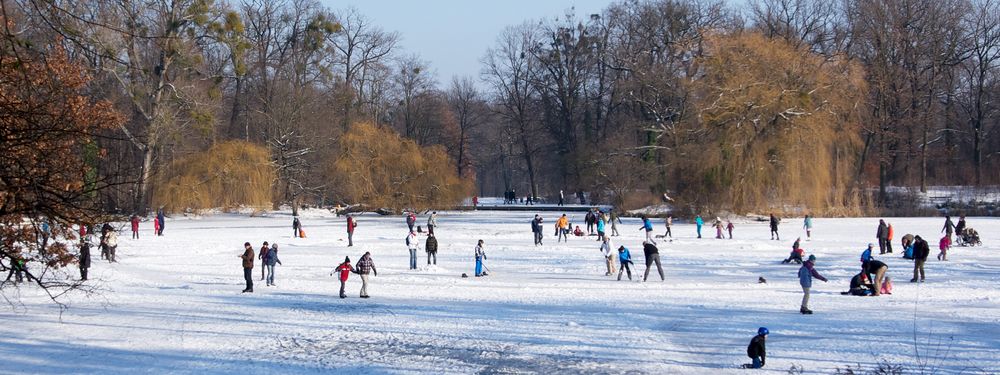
[320,0,614,87]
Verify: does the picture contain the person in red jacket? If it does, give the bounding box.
[331,256,356,299]
[346,215,357,247]
[130,215,140,239]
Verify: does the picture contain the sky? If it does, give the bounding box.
[320,0,614,88]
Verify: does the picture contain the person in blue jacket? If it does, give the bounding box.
[596,214,606,241]
[695,215,704,238]
[798,254,828,314]
[264,243,282,286]
[617,246,633,281]
[639,216,655,243]
[474,240,487,277]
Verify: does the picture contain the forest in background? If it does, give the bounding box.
[3,0,1000,216]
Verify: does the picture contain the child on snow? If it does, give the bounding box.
[714,217,723,239]
[726,221,734,239]
[332,256,355,298]
[782,247,805,264]
[617,246,633,281]
[574,226,585,237]
[798,254,828,314]
[474,240,487,277]
[742,327,768,369]
[938,235,951,261]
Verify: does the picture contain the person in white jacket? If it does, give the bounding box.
[406,231,419,270]
[106,230,119,263]
[600,236,616,276]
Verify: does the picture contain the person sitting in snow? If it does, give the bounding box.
[841,272,874,296]
[782,247,805,264]
[742,327,768,369]
[573,225,585,237]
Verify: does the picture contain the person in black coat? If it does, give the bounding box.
[79,236,92,281]
[743,327,768,368]
[531,215,543,246]
[642,241,664,282]
[911,235,930,282]
[292,217,301,238]
[863,259,889,296]
[425,233,438,265]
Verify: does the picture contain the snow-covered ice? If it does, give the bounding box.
[2,211,998,374]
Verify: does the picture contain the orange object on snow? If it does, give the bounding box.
[299,228,306,238]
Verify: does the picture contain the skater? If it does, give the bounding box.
[406,211,416,232]
[642,241,664,282]
[153,217,161,237]
[474,240,487,277]
[292,216,301,238]
[79,235,92,281]
[769,213,780,240]
[798,254,827,314]
[912,235,929,282]
[130,215,140,239]
[617,246,633,281]
[886,222,894,253]
[105,228,119,263]
[876,219,889,254]
[714,217,724,239]
[860,243,874,264]
[862,258,889,296]
[596,213,606,241]
[663,215,673,238]
[427,212,438,235]
[937,234,951,261]
[557,214,569,242]
[600,236,616,276]
[426,233,438,265]
[239,242,254,293]
[258,241,270,280]
[356,252,377,298]
[156,208,165,236]
[942,215,955,241]
[842,272,874,296]
[558,190,564,206]
[639,215,655,244]
[695,215,704,238]
[803,215,813,239]
[726,221,734,239]
[264,243,282,286]
[406,230,418,270]
[346,214,357,247]
[332,256,355,298]
[531,215,544,246]
[610,210,622,236]
[742,327,768,368]
[4,256,27,284]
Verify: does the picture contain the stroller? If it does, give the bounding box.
[958,227,982,247]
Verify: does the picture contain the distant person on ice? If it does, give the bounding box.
[426,233,438,265]
[617,246,633,281]
[782,246,804,264]
[842,272,874,296]
[942,215,955,241]
[474,240,487,277]
[862,258,889,296]
[585,210,596,235]
[557,214,569,242]
[742,327,768,369]
[609,210,622,236]
[876,219,889,254]
[346,214,357,247]
[955,215,967,237]
[938,234,951,261]
[531,214,544,246]
[912,235,930,282]
[427,212,438,235]
[803,215,813,239]
[407,231,419,270]
[79,235,92,281]
[130,214,140,239]
[332,256,355,299]
[406,211,416,232]
[695,215,704,238]
[769,213,780,240]
[726,221,734,239]
[798,254,827,314]
[600,236,615,276]
[642,241,665,282]
[574,225,585,237]
[713,217,724,239]
[596,213,606,241]
[292,216,301,238]
[639,215,655,243]
[662,214,673,239]
[264,243,282,286]
[258,241,270,281]
[239,242,254,293]
[356,252,376,298]
[156,208,165,236]
[558,190,564,206]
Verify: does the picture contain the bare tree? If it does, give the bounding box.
[446,76,488,177]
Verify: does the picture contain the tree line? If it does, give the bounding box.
[5,0,1000,215]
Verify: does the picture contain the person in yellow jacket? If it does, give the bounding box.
[556,214,570,242]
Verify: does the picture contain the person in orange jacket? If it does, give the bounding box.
[556,214,570,242]
[332,256,356,299]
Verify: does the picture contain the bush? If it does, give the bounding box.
[153,141,275,213]
[330,123,473,211]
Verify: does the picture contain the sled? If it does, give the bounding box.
[299,229,306,238]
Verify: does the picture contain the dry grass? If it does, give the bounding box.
[153,141,275,213]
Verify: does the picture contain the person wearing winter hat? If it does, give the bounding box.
[798,254,828,314]
[742,327,768,368]
[332,256,355,298]
[238,242,255,293]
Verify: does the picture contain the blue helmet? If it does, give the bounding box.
[758,327,769,335]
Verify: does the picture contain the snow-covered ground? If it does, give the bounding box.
[2,211,998,374]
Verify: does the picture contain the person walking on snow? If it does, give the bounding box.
[596,214,606,241]
[239,242,254,293]
[742,327,768,369]
[258,241,270,281]
[558,190,564,206]
[292,216,301,238]
[726,221,735,239]
[663,215,673,238]
[617,246,633,281]
[609,211,622,236]
[153,216,161,237]
[557,214,570,243]
[803,215,813,239]
[600,236,616,276]
[156,208,165,236]
[531,215,544,246]
[406,231,418,270]
[639,216,655,244]
[714,217,724,239]
[942,215,955,241]
[474,240,487,277]
[426,233,438,265]
[695,215,704,238]
[769,214,780,240]
[264,243,282,286]
[912,235,930,282]
[356,252,377,298]
[798,254,827,314]
[105,229,119,262]
[332,256,355,298]
[346,215,357,247]
[642,241,665,282]
[406,211,416,232]
[427,212,438,235]
[876,219,889,254]
[937,234,950,261]
[130,215,140,239]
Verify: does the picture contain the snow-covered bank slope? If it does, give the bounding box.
[1,212,998,374]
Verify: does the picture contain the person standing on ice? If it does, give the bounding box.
[726,221,735,239]
[596,213,606,241]
[332,256,355,299]
[426,233,438,265]
[742,327,768,368]
[600,236,615,276]
[662,214,673,239]
[942,215,955,241]
[356,252,376,298]
[258,241,270,281]
[239,242,255,293]
[531,215,544,246]
[886,222,895,253]
[474,240,487,277]
[955,215,967,237]
[769,213,780,240]
[642,241,665,282]
[639,215,655,243]
[557,214,569,242]
[937,234,950,261]
[264,243,282,286]
[427,211,438,235]
[609,210,622,236]
[105,229,119,262]
[912,235,930,282]
[714,217,724,239]
[617,246,633,281]
[130,215,140,239]
[695,215,704,238]
[153,216,161,237]
[346,214,358,247]
[292,216,301,238]
[803,215,813,239]
[156,208,165,236]
[405,211,416,232]
[876,219,889,254]
[78,235,92,281]
[798,254,827,314]
[406,231,418,270]
[585,210,596,235]
[558,190,564,206]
